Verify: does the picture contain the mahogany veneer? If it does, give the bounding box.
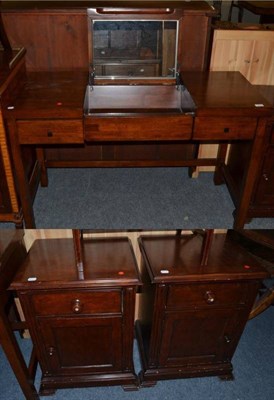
[136,231,269,386]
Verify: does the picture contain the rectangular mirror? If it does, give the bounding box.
[91,19,178,79]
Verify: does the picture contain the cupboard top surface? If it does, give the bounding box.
[138,232,269,283]
[9,237,141,290]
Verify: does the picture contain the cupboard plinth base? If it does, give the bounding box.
[39,371,139,393]
[135,321,234,385]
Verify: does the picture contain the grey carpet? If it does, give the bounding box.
[29,167,273,229]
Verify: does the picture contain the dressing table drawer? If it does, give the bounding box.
[193,117,257,140]
[17,119,84,144]
[85,115,193,141]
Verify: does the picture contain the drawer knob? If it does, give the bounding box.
[223,127,230,133]
[224,335,231,344]
[47,130,53,137]
[263,174,269,181]
[48,347,55,356]
[72,299,82,314]
[204,291,215,304]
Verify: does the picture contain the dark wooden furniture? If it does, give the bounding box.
[0,230,39,400]
[9,235,141,395]
[0,1,217,226]
[136,231,269,386]
[1,1,215,72]
[1,2,273,228]
[226,85,274,221]
[5,70,272,228]
[250,86,274,216]
[238,1,274,23]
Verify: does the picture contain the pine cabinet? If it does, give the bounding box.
[210,26,274,85]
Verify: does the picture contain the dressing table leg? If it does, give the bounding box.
[36,147,48,187]
[213,143,228,185]
[7,119,36,228]
[233,118,267,229]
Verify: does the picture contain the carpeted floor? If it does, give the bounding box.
[1,305,274,400]
[26,167,273,229]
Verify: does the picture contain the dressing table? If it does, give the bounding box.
[1,1,273,228]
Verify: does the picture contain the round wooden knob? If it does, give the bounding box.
[224,335,231,344]
[48,347,55,356]
[204,291,215,304]
[72,299,82,313]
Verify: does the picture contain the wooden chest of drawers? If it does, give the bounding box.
[10,237,141,395]
[136,232,269,386]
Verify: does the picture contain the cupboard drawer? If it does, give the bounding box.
[85,115,193,141]
[193,117,257,140]
[31,290,121,316]
[166,282,249,309]
[17,120,84,144]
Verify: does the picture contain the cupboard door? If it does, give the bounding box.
[158,308,248,367]
[37,316,123,375]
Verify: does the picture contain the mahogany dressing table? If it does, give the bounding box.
[2,3,273,228]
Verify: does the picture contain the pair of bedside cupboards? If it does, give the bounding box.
[10,232,268,394]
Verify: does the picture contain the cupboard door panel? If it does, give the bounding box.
[37,316,123,375]
[158,308,248,367]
